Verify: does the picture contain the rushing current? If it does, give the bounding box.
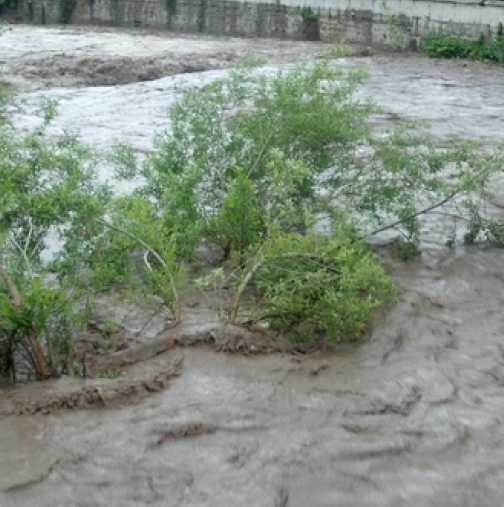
[1,24,504,507]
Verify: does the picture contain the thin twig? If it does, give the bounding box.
[10,237,33,278]
[98,219,166,267]
[369,190,460,236]
[247,129,274,177]
[429,211,470,222]
[143,250,153,272]
[98,219,180,321]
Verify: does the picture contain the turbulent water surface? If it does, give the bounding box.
[2,25,504,507]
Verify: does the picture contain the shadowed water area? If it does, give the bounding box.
[1,25,504,507]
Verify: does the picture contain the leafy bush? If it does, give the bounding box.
[300,7,318,22]
[0,278,77,381]
[2,59,502,377]
[0,99,109,381]
[423,34,504,63]
[111,61,501,343]
[255,230,394,343]
[422,35,474,59]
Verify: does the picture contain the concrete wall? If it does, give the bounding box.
[18,0,504,46]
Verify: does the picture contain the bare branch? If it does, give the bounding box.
[369,190,460,236]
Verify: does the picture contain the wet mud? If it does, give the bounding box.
[2,25,504,507]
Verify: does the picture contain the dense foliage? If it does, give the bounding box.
[255,230,393,343]
[1,60,503,381]
[107,62,501,339]
[0,100,109,380]
[423,31,504,63]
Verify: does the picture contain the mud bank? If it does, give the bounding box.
[2,25,504,507]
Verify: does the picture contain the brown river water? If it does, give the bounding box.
[1,25,504,507]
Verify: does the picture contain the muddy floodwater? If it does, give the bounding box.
[2,25,504,507]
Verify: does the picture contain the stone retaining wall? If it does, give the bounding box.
[16,0,504,46]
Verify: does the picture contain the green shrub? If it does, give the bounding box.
[209,170,263,261]
[112,61,501,344]
[0,278,77,380]
[300,6,318,22]
[0,97,109,381]
[255,230,394,343]
[422,35,473,59]
[422,34,504,63]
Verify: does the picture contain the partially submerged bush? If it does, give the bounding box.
[111,62,502,339]
[108,61,501,343]
[2,59,503,381]
[0,100,109,381]
[255,231,394,343]
[0,278,77,381]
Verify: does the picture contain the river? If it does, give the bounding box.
[1,24,504,507]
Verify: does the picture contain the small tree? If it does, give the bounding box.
[0,100,109,380]
[111,61,502,339]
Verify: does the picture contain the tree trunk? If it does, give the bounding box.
[28,331,52,380]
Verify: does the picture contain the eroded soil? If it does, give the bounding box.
[2,25,504,507]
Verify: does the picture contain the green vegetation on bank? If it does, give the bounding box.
[1,60,503,382]
[423,27,504,63]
